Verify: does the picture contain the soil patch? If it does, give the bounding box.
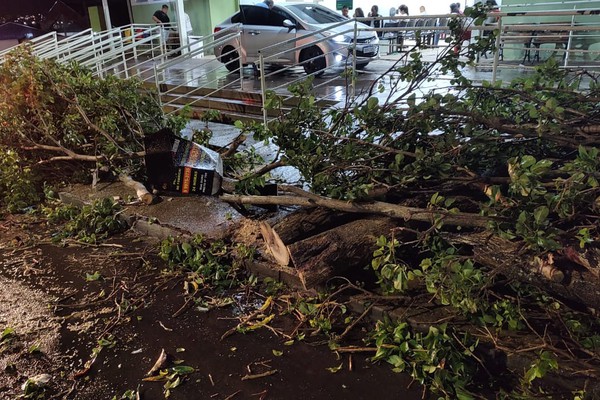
[0,214,422,399]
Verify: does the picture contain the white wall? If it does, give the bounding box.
[0,39,18,51]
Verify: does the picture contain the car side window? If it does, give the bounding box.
[231,12,243,24]
[272,9,296,26]
[241,6,272,26]
[239,5,295,27]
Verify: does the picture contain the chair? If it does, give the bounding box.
[423,18,436,47]
[382,22,399,54]
[531,27,569,63]
[405,19,416,41]
[434,17,448,47]
[499,28,534,64]
[396,20,409,52]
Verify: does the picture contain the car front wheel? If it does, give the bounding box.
[356,62,369,70]
[300,46,326,76]
[220,46,240,72]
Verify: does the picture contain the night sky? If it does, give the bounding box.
[4,0,89,15]
[4,1,55,14]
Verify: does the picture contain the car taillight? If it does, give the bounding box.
[214,27,222,33]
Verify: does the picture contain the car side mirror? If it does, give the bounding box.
[283,19,296,29]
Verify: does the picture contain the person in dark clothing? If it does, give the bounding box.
[153,4,171,42]
[368,5,382,37]
[152,4,170,25]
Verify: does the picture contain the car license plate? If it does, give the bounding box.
[363,45,375,54]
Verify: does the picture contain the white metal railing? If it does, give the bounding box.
[1,7,598,130]
[254,8,599,126]
[0,31,59,63]
[0,24,171,79]
[153,24,244,117]
[257,18,367,125]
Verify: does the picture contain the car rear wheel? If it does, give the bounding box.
[300,46,326,76]
[221,46,240,72]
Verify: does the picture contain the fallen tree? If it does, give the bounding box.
[219,13,600,396]
[2,6,600,396]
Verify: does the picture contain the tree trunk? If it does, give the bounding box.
[272,207,357,245]
[287,217,398,288]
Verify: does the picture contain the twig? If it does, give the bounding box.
[335,346,378,353]
[172,296,196,318]
[223,390,242,400]
[337,303,375,341]
[241,370,278,380]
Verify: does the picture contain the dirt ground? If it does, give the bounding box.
[0,213,423,400]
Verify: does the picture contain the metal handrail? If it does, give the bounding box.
[257,17,373,125]
[255,8,600,127]
[153,24,245,117]
[0,31,58,63]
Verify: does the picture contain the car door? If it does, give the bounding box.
[239,5,297,64]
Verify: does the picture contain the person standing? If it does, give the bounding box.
[184,12,193,35]
[387,7,397,25]
[354,8,365,18]
[368,5,382,36]
[341,5,350,18]
[450,2,471,54]
[152,4,171,42]
[256,0,274,9]
[398,4,409,19]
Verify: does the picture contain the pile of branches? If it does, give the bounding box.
[230,52,600,296]
[0,47,183,185]
[1,9,599,396]
[221,19,600,396]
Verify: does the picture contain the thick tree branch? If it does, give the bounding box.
[220,192,493,228]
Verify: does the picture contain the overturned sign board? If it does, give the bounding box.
[144,129,223,196]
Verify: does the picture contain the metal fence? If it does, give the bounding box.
[152,24,244,118]
[0,7,598,129]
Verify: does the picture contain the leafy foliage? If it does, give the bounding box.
[43,198,128,243]
[369,318,478,399]
[159,235,254,289]
[0,146,39,212]
[0,47,181,182]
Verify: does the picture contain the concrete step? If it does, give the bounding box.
[163,104,268,125]
[147,82,338,108]
[160,94,289,118]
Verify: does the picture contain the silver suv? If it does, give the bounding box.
[213,3,379,75]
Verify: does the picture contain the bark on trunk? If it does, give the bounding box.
[287,217,398,288]
[272,207,357,245]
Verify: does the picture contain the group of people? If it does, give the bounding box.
[338,2,478,52]
[341,5,366,19]
[340,3,428,35]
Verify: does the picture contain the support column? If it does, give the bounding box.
[175,0,189,53]
[102,0,112,29]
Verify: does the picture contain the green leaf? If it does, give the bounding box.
[1,327,15,340]
[533,206,549,226]
[367,97,379,110]
[169,366,195,375]
[85,271,102,282]
[326,363,343,373]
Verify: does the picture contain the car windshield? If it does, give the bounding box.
[286,4,346,24]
